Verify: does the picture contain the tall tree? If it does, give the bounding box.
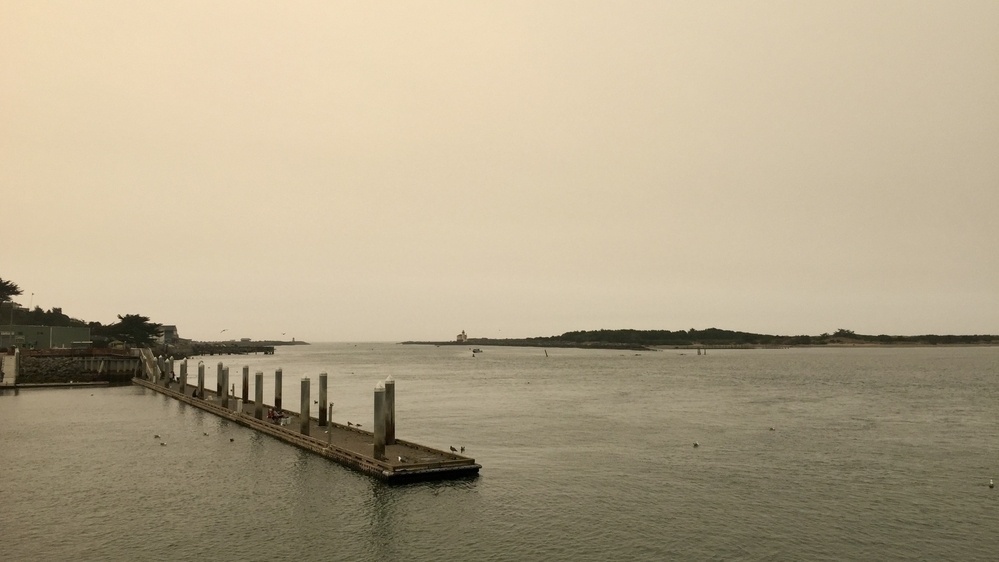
[0,277,22,306]
[0,277,23,323]
[99,314,163,346]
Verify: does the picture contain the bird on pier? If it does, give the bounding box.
[450,446,457,453]
[347,421,353,426]
[355,424,362,428]
[397,456,407,463]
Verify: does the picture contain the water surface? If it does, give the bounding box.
[2,345,997,560]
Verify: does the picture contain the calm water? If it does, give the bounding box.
[2,344,997,561]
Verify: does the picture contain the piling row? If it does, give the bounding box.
[134,358,480,483]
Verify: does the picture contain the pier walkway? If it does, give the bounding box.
[134,377,480,483]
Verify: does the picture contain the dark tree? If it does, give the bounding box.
[0,277,22,306]
[0,277,23,323]
[98,314,163,346]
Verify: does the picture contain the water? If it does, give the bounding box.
[2,344,997,561]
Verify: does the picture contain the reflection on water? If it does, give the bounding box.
[2,345,998,560]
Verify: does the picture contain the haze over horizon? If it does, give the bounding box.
[3,2,996,343]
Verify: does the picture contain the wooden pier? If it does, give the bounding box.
[133,377,480,483]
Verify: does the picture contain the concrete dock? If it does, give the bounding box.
[133,376,480,483]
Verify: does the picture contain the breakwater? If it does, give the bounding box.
[135,358,480,483]
[1,348,138,387]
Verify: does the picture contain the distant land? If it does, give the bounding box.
[403,328,999,351]
[166,338,309,358]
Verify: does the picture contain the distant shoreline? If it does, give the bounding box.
[402,329,999,351]
[401,340,654,351]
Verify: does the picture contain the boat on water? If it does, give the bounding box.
[472,348,483,353]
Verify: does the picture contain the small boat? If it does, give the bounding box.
[472,348,483,353]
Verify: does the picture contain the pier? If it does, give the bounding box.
[133,362,480,483]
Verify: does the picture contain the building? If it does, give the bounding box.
[456,330,468,342]
[157,325,179,345]
[0,325,92,350]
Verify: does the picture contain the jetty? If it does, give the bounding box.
[134,353,480,483]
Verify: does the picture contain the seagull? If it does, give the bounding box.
[990,479,994,489]
[769,427,775,431]
[229,438,234,442]
[220,329,228,333]
[347,421,353,426]
[397,456,407,463]
[460,446,465,453]
[693,442,699,448]
[154,434,161,439]
[355,424,362,428]
[203,432,209,436]
[450,446,457,453]
[160,442,166,446]
[314,400,318,404]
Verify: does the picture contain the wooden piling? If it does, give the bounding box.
[385,375,395,445]
[216,362,223,397]
[318,373,328,426]
[254,371,264,419]
[221,366,229,408]
[197,361,205,398]
[373,381,386,460]
[275,368,283,411]
[300,377,310,436]
[241,366,249,403]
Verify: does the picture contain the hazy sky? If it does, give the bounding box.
[2,1,997,342]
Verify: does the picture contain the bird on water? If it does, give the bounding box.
[991,479,994,489]
[154,434,160,439]
[693,442,699,447]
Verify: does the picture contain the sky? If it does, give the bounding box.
[2,1,997,342]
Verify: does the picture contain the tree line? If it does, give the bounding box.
[527,327,999,346]
[1,276,162,346]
